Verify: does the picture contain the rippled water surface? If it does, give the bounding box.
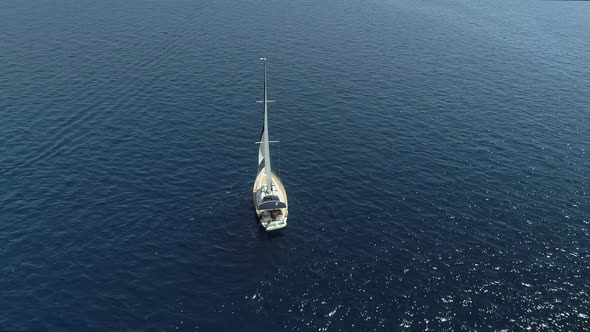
[1,0,589,330]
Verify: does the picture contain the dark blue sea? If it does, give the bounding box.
[1,0,589,330]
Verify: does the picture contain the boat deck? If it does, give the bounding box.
[253,170,288,229]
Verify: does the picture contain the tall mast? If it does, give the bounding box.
[261,58,273,193]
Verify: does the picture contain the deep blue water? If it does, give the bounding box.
[1,0,590,330]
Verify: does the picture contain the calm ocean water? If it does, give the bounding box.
[1,0,589,330]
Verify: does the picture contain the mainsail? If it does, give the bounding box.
[259,58,273,193]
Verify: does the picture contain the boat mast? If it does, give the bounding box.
[261,58,273,194]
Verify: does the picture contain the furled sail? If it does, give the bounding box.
[258,58,273,193]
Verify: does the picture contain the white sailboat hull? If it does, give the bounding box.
[252,170,288,231]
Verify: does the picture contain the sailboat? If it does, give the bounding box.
[252,58,288,231]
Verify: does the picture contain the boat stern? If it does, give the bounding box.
[262,217,287,231]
